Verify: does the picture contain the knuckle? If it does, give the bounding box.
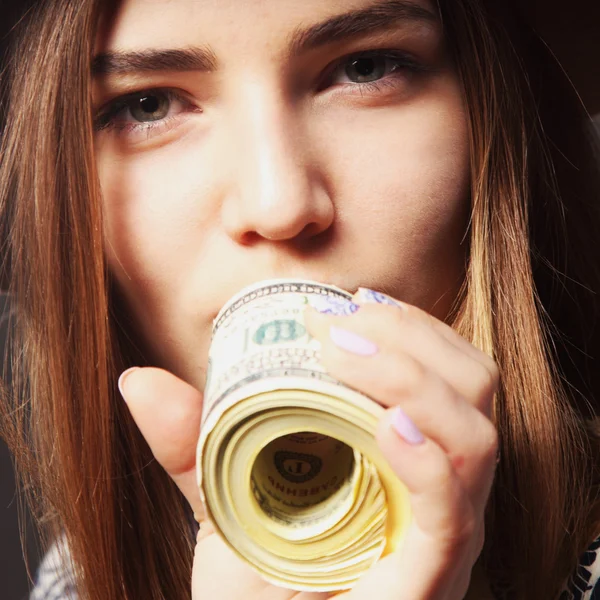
[454,522,477,550]
[474,348,499,377]
[361,301,405,329]
[438,507,478,555]
[473,362,499,409]
[487,360,500,390]
[427,460,454,490]
[380,354,426,398]
[400,355,427,388]
[475,524,486,557]
[420,453,461,501]
[477,417,499,463]
[488,359,500,385]
[410,449,455,497]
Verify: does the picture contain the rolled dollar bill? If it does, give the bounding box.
[196,279,412,592]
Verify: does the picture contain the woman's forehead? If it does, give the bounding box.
[97,0,440,56]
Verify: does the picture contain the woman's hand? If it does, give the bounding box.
[120,365,327,600]
[304,290,499,599]
[119,289,498,600]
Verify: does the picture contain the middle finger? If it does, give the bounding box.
[306,301,498,415]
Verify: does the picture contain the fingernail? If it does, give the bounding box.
[308,295,360,316]
[391,407,425,445]
[355,288,405,309]
[118,367,140,400]
[329,326,378,356]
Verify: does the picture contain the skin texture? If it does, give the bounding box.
[95,0,471,388]
[96,0,499,597]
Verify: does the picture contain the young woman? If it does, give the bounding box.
[1,0,599,598]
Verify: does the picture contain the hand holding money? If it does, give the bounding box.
[120,285,498,600]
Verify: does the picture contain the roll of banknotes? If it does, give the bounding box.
[196,279,412,592]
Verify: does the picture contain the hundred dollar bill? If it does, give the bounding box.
[196,279,412,592]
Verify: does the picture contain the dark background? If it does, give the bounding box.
[0,440,39,600]
[0,292,40,600]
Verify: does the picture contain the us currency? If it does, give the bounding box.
[196,280,412,592]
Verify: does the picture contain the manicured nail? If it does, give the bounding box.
[355,288,405,309]
[118,367,140,400]
[329,326,378,356]
[391,407,425,445]
[308,295,360,316]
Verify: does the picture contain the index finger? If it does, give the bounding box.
[352,288,497,373]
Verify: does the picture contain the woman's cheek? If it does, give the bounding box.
[323,88,469,313]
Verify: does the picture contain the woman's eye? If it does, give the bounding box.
[129,93,171,122]
[325,51,424,90]
[344,55,396,83]
[95,89,196,133]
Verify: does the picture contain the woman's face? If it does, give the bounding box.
[94,0,470,387]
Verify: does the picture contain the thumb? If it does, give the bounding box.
[119,366,205,520]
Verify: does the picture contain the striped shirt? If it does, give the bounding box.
[30,536,77,600]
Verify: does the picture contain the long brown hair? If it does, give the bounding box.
[1,0,599,598]
[442,1,600,596]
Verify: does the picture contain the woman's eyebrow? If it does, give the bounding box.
[92,47,217,75]
[92,0,438,76]
[287,0,438,57]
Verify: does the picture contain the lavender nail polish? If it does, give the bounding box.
[356,288,405,309]
[308,294,360,316]
[391,407,425,445]
[329,326,378,356]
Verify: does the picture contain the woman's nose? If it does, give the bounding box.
[220,91,334,244]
